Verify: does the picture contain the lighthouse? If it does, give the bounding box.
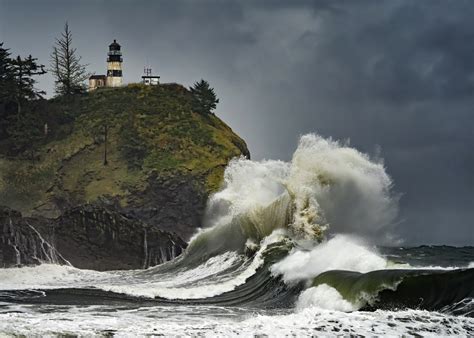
[106,39,123,87]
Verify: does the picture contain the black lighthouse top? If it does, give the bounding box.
[109,39,121,51]
[107,39,122,62]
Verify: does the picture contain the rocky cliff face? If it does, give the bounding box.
[123,173,209,238]
[0,205,187,270]
[0,206,67,267]
[0,83,249,269]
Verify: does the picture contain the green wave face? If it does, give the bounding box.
[311,269,474,314]
[179,192,294,269]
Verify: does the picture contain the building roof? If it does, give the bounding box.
[109,39,121,50]
[89,74,106,80]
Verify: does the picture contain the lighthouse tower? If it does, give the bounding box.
[106,39,123,87]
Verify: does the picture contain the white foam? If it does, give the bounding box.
[0,264,112,290]
[0,253,242,298]
[286,134,398,242]
[0,304,472,337]
[101,230,287,299]
[146,251,242,286]
[296,284,358,312]
[0,231,287,300]
[204,133,398,243]
[204,158,289,229]
[0,253,243,299]
[271,234,387,282]
[239,308,474,337]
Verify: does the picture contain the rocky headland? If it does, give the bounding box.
[0,83,249,269]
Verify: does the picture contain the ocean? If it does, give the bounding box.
[0,134,472,336]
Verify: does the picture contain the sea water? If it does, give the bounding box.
[0,134,472,336]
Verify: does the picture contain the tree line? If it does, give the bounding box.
[0,22,219,161]
[0,23,89,157]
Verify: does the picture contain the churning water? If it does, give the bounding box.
[0,134,472,336]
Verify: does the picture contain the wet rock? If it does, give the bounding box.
[0,206,63,267]
[124,173,208,240]
[0,205,187,271]
[53,204,187,270]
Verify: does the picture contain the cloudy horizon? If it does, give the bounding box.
[1,0,473,245]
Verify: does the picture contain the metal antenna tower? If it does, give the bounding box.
[144,66,152,76]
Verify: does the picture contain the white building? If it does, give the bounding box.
[142,67,160,86]
[106,40,123,87]
[88,39,123,91]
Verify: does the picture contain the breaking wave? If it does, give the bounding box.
[0,133,472,328]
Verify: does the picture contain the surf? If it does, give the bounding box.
[0,133,472,332]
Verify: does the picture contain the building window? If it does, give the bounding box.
[107,70,122,77]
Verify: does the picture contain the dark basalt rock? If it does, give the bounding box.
[0,206,66,267]
[53,204,187,270]
[0,205,187,270]
[124,173,208,240]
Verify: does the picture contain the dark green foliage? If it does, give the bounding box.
[0,42,46,154]
[119,118,147,170]
[50,22,89,96]
[190,79,219,115]
[9,54,46,114]
[0,43,13,102]
[6,108,44,158]
[0,43,14,139]
[7,54,46,155]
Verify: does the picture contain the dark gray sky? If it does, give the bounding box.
[1,0,473,245]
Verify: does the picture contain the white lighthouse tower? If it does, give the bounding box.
[106,39,123,87]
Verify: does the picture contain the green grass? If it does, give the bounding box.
[0,83,249,215]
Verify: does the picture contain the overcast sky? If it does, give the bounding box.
[1,0,473,245]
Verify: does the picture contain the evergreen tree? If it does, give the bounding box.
[0,42,14,102]
[8,54,46,155]
[190,79,219,115]
[50,22,89,96]
[0,43,46,153]
[0,42,14,139]
[10,55,46,115]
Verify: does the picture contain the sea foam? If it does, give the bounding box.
[270,234,387,283]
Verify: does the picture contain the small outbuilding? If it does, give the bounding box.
[89,75,107,91]
[142,67,160,86]
[142,75,160,86]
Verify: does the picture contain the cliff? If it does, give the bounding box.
[0,205,187,270]
[0,83,250,269]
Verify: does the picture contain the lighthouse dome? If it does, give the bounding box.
[109,39,121,51]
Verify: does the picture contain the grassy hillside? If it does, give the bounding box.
[0,83,249,219]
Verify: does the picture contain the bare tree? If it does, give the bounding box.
[50,22,89,96]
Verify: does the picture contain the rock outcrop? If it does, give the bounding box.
[0,205,187,270]
[0,206,66,267]
[123,173,209,238]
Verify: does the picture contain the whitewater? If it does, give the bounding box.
[0,133,472,336]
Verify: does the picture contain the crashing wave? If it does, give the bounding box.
[1,133,472,324]
[192,133,398,259]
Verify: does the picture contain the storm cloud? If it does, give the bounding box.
[0,0,473,244]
